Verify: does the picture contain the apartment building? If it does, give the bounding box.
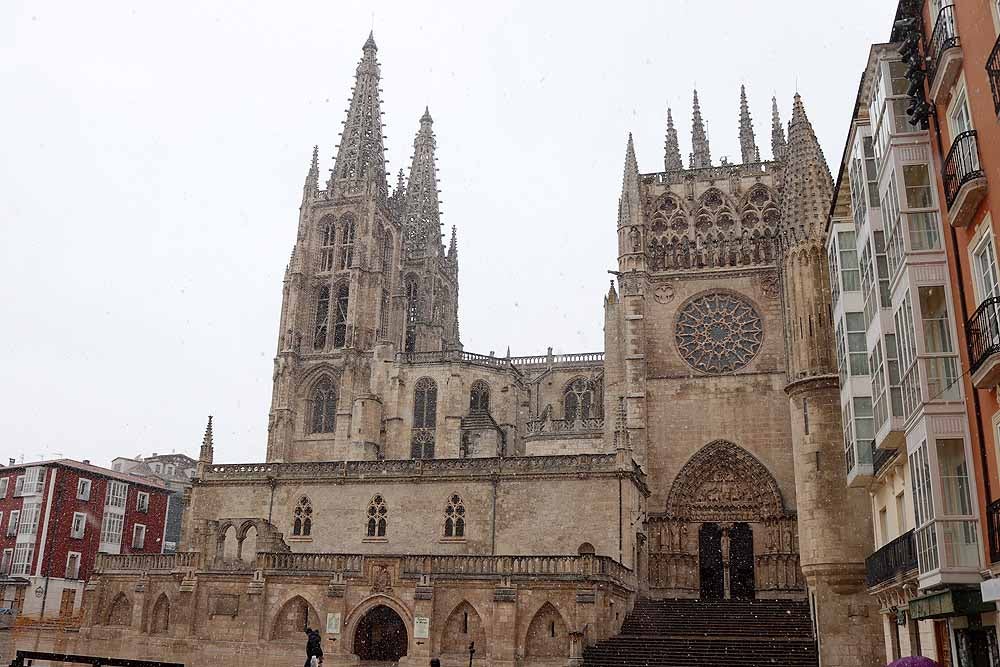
[111,452,197,553]
[0,459,169,618]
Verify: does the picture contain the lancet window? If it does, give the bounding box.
[411,377,437,459]
[319,218,336,272]
[444,494,466,538]
[469,380,490,413]
[404,276,419,353]
[313,285,330,350]
[340,216,356,270]
[292,496,312,536]
[564,378,600,422]
[309,376,337,434]
[333,284,349,348]
[366,495,387,537]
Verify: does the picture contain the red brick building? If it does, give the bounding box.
[0,459,169,618]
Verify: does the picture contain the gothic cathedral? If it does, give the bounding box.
[81,34,884,667]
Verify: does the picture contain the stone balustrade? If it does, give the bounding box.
[525,417,605,435]
[394,348,604,369]
[96,552,201,573]
[257,552,363,573]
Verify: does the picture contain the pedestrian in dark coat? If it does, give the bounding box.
[304,627,323,667]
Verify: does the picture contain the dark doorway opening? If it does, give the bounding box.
[729,522,755,600]
[354,604,408,662]
[956,627,997,667]
[699,523,724,600]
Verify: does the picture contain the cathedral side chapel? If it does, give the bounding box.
[80,34,883,667]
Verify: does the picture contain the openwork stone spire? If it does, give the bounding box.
[403,107,443,258]
[329,32,388,201]
[771,96,787,162]
[303,145,319,199]
[448,225,458,260]
[738,85,759,164]
[780,94,833,247]
[689,90,712,169]
[199,415,214,464]
[664,108,684,171]
[618,133,641,230]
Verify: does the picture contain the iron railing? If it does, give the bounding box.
[988,33,1000,115]
[988,498,1000,563]
[943,130,985,209]
[926,4,959,87]
[865,529,917,587]
[967,296,1000,374]
[873,447,899,478]
[9,652,183,667]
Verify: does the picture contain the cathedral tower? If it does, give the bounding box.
[780,94,882,665]
[266,33,402,463]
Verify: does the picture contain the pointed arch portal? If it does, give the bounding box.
[354,604,408,662]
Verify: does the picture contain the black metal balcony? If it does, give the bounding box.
[926,5,959,88]
[968,296,1000,376]
[988,498,1000,563]
[989,34,1000,115]
[943,130,985,211]
[873,447,899,478]
[865,529,917,588]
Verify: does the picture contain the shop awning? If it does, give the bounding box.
[909,587,996,620]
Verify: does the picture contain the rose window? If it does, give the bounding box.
[675,292,763,373]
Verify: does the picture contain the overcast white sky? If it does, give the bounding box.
[0,1,897,465]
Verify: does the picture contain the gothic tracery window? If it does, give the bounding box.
[313,285,330,350]
[340,216,356,270]
[564,378,600,422]
[675,292,763,374]
[309,376,337,434]
[366,494,387,537]
[292,496,312,536]
[333,284,349,348]
[320,218,336,272]
[469,380,490,413]
[404,275,419,353]
[411,377,437,459]
[444,493,465,538]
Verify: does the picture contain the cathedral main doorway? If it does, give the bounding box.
[698,523,724,599]
[729,522,755,600]
[354,605,408,662]
[697,522,754,600]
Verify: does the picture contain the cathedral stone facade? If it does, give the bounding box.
[79,35,883,667]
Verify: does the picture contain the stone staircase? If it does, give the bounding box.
[583,598,818,667]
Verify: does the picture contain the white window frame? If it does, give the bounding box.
[970,218,999,305]
[0,548,11,575]
[105,481,127,509]
[11,542,33,576]
[70,512,87,539]
[6,510,19,537]
[0,477,8,498]
[132,523,146,550]
[947,75,975,140]
[136,492,149,513]
[65,551,82,579]
[76,478,92,501]
[14,475,24,497]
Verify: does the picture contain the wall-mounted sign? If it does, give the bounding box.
[981,578,1000,602]
[326,612,341,634]
[414,616,429,639]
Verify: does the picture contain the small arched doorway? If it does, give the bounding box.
[698,524,724,600]
[729,522,755,600]
[354,604,408,662]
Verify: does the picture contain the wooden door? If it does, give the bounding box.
[59,588,76,618]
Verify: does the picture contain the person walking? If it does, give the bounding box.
[304,627,323,667]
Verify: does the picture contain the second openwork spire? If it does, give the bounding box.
[689,90,712,169]
[738,85,759,164]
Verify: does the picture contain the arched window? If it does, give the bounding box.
[333,284,349,348]
[310,377,337,434]
[292,496,312,536]
[381,229,393,272]
[564,378,599,422]
[319,217,336,272]
[469,380,489,413]
[404,276,419,353]
[313,285,330,350]
[411,377,437,459]
[444,493,465,538]
[379,289,390,341]
[366,494,387,537]
[340,216,356,270]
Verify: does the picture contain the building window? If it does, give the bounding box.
[843,313,868,376]
[309,376,337,434]
[902,165,941,251]
[14,475,24,497]
[444,494,465,538]
[132,524,146,550]
[802,398,809,435]
[828,241,841,305]
[66,552,81,579]
[895,293,920,419]
[565,378,600,422]
[11,543,33,576]
[919,286,960,401]
[23,467,45,495]
[333,284,349,348]
[320,217,336,272]
[0,477,8,498]
[293,496,312,537]
[973,228,1000,343]
[379,288,390,340]
[381,227,393,273]
[71,512,87,539]
[1,549,12,575]
[100,512,125,549]
[106,481,127,509]
[411,377,437,459]
[340,215,356,270]
[366,495,387,537]
[165,464,175,476]
[404,276,418,353]
[18,501,41,537]
[77,478,91,501]
[837,230,861,292]
[6,511,19,537]
[136,492,149,513]
[470,380,490,413]
[313,285,330,350]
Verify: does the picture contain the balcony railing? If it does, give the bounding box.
[926,5,959,89]
[989,34,1000,115]
[943,130,985,209]
[865,529,917,588]
[988,498,1000,564]
[967,296,1000,375]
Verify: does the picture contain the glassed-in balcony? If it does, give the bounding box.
[943,130,987,227]
[926,4,962,104]
[968,296,1000,388]
[866,529,917,588]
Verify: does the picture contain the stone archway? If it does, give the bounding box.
[441,601,484,656]
[271,595,321,641]
[524,602,569,659]
[353,604,408,662]
[650,440,793,599]
[149,593,169,635]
